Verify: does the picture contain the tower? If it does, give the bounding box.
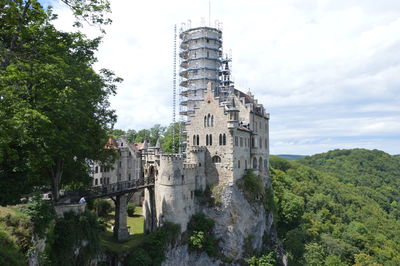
[179,25,223,151]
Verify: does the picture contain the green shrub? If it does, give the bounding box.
[0,230,26,266]
[189,231,205,249]
[187,214,218,257]
[94,199,113,217]
[127,203,136,217]
[246,251,276,266]
[44,210,102,266]
[125,248,152,266]
[24,195,55,238]
[237,169,264,202]
[125,222,181,266]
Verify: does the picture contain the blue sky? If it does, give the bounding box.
[46,0,400,155]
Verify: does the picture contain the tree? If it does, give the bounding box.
[160,122,181,153]
[0,0,120,202]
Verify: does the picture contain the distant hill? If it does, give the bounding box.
[275,154,305,160]
[269,148,400,265]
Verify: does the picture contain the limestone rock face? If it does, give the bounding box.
[205,184,274,259]
[162,183,277,265]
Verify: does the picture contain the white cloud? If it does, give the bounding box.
[47,0,400,155]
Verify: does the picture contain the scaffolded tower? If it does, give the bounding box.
[178,23,233,152]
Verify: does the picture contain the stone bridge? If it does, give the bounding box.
[60,177,155,241]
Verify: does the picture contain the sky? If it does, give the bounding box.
[46,0,400,155]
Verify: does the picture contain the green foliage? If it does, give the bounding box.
[246,251,276,266]
[24,195,55,238]
[127,203,136,217]
[187,213,218,257]
[94,199,113,217]
[44,210,102,266]
[269,150,400,265]
[0,206,33,265]
[125,222,181,266]
[160,122,181,153]
[0,0,120,202]
[0,230,26,266]
[189,231,205,249]
[237,169,264,202]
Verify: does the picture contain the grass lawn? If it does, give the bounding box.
[100,206,147,254]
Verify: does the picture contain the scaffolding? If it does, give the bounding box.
[172,25,177,152]
[177,21,231,153]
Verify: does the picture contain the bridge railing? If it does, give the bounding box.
[92,177,155,197]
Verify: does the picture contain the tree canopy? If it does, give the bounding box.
[0,0,120,203]
[270,149,400,265]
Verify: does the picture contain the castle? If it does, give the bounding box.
[91,25,270,234]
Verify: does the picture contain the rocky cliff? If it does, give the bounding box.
[162,180,281,266]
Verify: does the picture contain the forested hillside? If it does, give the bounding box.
[270,149,400,265]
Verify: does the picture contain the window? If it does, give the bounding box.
[245,138,247,147]
[197,135,200,145]
[265,138,268,150]
[207,114,210,127]
[252,137,255,148]
[121,142,123,146]
[204,116,207,127]
[206,39,209,43]
[259,157,263,171]
[264,159,268,169]
[95,166,98,173]
[238,160,241,168]
[260,137,262,149]
[194,51,197,58]
[100,178,102,185]
[209,134,212,146]
[129,151,131,156]
[211,115,214,127]
[253,157,257,169]
[235,136,238,146]
[207,51,209,57]
[95,179,98,185]
[240,137,243,147]
[128,173,131,181]
[212,156,221,163]
[223,134,226,145]
[119,161,122,167]
[193,135,196,145]
[245,160,247,169]
[219,134,222,145]
[206,134,209,146]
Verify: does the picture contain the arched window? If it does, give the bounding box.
[204,116,207,127]
[264,159,268,169]
[211,115,214,127]
[223,134,226,145]
[206,134,209,146]
[95,179,98,186]
[207,114,210,127]
[197,135,200,145]
[253,157,257,169]
[219,134,222,145]
[259,157,263,171]
[212,156,221,163]
[209,134,212,146]
[193,135,196,145]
